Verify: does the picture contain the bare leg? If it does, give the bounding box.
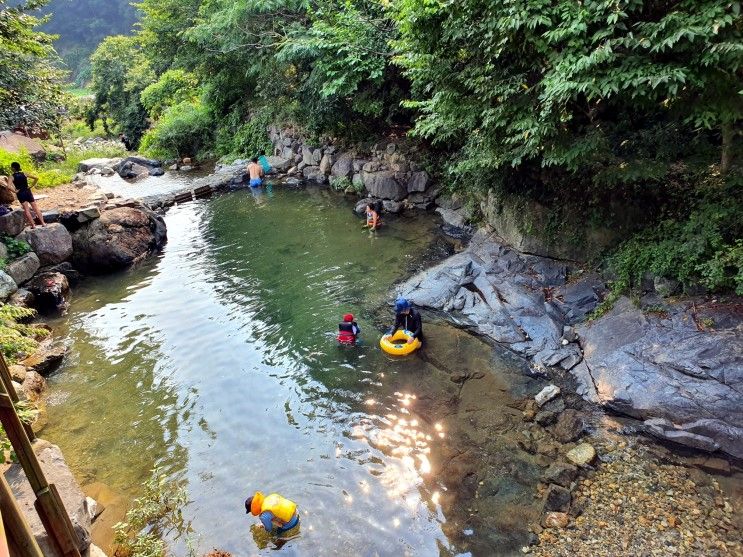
[30,201,45,226]
[21,202,35,229]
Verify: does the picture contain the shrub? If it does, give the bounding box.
[113,467,190,557]
[600,188,743,311]
[0,305,48,363]
[141,70,199,119]
[140,101,214,160]
[0,145,126,190]
[1,236,31,260]
[214,109,274,160]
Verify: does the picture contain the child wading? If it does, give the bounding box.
[337,313,360,345]
[245,491,300,534]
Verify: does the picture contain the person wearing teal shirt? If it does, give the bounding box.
[258,150,272,174]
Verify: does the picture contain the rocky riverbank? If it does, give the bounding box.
[396,229,743,460]
[0,161,168,556]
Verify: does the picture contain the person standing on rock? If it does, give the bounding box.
[248,157,265,188]
[5,162,45,229]
[387,297,423,345]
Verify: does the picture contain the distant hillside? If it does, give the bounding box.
[41,0,139,84]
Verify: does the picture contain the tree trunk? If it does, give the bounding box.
[721,122,734,175]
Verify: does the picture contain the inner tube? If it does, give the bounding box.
[380,330,421,356]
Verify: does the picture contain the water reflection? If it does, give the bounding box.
[41,188,543,556]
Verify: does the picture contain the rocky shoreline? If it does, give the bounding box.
[396,229,743,461]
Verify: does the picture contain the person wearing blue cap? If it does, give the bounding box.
[388,298,423,344]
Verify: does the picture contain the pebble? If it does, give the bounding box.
[533,445,742,557]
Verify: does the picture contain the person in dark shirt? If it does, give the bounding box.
[5,162,45,229]
[388,298,423,344]
[120,133,133,151]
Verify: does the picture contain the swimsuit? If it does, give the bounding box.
[250,177,263,187]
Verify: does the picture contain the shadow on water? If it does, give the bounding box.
[42,187,546,556]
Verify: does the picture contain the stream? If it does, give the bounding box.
[40,183,548,556]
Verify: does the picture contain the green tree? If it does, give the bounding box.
[88,34,154,146]
[392,0,743,188]
[0,0,64,132]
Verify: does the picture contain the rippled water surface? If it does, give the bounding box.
[42,185,542,556]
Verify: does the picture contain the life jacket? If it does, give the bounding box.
[251,492,297,524]
[337,321,357,344]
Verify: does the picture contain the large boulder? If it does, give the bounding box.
[330,153,354,179]
[5,439,92,556]
[575,297,743,459]
[0,131,45,160]
[5,252,40,285]
[266,156,291,173]
[0,209,26,236]
[17,224,73,266]
[72,207,167,274]
[302,166,327,184]
[0,183,15,204]
[407,171,430,193]
[361,171,407,201]
[26,272,70,313]
[319,153,333,175]
[20,339,67,376]
[115,156,162,179]
[77,158,122,173]
[397,231,577,362]
[0,270,17,299]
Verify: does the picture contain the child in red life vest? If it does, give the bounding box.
[337,313,360,345]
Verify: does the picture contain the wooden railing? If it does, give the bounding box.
[0,353,80,556]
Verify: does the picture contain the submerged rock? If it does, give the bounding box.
[542,462,578,488]
[26,272,70,313]
[535,385,560,407]
[5,439,92,556]
[566,443,596,466]
[20,339,67,376]
[72,207,167,274]
[543,484,571,512]
[552,409,585,443]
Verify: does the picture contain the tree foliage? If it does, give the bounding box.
[392,0,743,189]
[88,35,154,146]
[0,0,64,132]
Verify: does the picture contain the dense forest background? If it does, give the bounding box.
[2,0,742,299]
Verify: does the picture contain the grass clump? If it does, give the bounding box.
[113,467,191,557]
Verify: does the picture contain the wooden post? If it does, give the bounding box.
[0,352,80,557]
[0,474,43,557]
[0,356,35,440]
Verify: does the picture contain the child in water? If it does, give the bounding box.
[337,313,360,345]
[362,200,383,230]
[245,491,300,534]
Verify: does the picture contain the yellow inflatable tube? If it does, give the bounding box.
[380,330,421,356]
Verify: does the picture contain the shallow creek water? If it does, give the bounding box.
[41,185,548,556]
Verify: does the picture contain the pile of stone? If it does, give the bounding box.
[530,442,741,556]
[268,126,437,213]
